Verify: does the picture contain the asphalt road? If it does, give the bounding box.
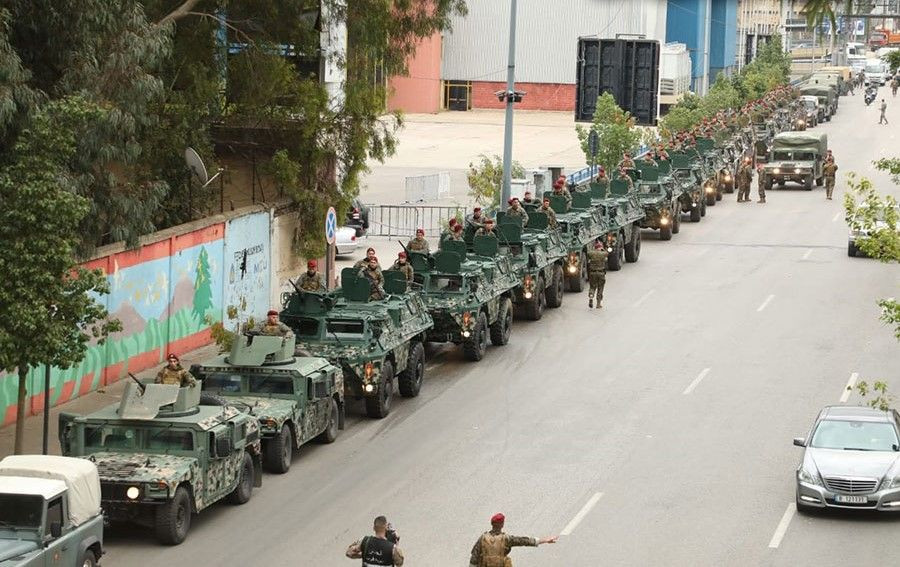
[105,92,900,566]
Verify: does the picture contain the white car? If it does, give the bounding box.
[336,226,360,256]
[848,204,899,257]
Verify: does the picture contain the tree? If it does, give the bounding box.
[883,50,900,75]
[192,247,214,320]
[0,98,119,453]
[466,154,524,208]
[575,93,641,173]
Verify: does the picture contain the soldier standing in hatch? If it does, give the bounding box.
[468,513,557,567]
[756,165,766,204]
[258,310,294,337]
[823,156,838,200]
[391,251,414,284]
[406,228,430,254]
[616,166,635,192]
[475,218,496,237]
[521,191,536,206]
[505,197,529,228]
[466,207,485,231]
[585,240,609,309]
[594,167,610,193]
[297,259,326,291]
[359,256,385,300]
[539,197,558,229]
[619,152,636,169]
[641,151,658,166]
[155,353,197,387]
[447,223,465,241]
[551,178,572,210]
[354,247,382,273]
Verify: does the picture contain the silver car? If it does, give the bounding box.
[794,406,900,513]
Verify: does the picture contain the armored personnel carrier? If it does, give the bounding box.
[546,191,608,292]
[669,152,707,223]
[589,177,646,271]
[635,161,682,241]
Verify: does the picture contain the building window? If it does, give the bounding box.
[444,81,471,111]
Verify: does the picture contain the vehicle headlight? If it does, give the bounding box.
[660,217,669,226]
[882,475,900,490]
[797,467,822,487]
[724,174,732,181]
[773,168,780,174]
[364,383,375,393]
[794,168,801,174]
[705,185,714,193]
[523,291,533,299]
[462,330,471,338]
[126,486,140,500]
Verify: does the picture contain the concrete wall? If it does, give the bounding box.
[388,33,443,114]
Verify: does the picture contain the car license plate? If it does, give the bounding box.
[835,494,867,504]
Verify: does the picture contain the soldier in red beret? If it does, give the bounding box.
[468,513,557,567]
[406,227,430,254]
[155,353,196,387]
[258,309,293,337]
[391,251,414,283]
[298,259,326,292]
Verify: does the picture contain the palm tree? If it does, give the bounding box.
[801,0,852,28]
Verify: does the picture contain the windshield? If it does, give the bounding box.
[802,100,816,109]
[428,275,464,293]
[84,425,194,452]
[772,151,815,161]
[640,183,662,194]
[325,319,366,340]
[0,494,43,529]
[866,63,884,74]
[811,419,899,451]
[202,372,295,395]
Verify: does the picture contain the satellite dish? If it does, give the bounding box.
[184,147,209,186]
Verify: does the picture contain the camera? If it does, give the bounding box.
[386,523,399,544]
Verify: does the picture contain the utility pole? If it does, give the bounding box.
[500,0,518,212]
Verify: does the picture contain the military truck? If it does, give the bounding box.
[799,95,823,125]
[413,237,518,361]
[798,85,836,120]
[0,455,104,566]
[669,152,706,223]
[193,334,344,474]
[635,161,682,240]
[59,379,263,545]
[281,275,433,419]
[495,212,567,320]
[759,132,828,191]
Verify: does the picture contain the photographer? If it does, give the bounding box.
[345,516,404,566]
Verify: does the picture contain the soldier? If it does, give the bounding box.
[585,240,609,309]
[354,247,381,272]
[391,251,414,283]
[469,513,556,567]
[297,259,326,291]
[406,228,430,254]
[617,166,634,191]
[539,197,558,229]
[823,156,838,200]
[258,309,294,337]
[466,207,485,231]
[506,197,529,228]
[641,152,658,166]
[619,152,636,169]
[441,218,459,240]
[552,178,572,210]
[594,167,610,193]
[736,159,753,202]
[521,191,536,206]
[475,218,496,237]
[756,165,766,204]
[447,223,465,241]
[879,99,889,125]
[155,353,197,387]
[346,515,405,566]
[655,145,670,161]
[359,256,385,300]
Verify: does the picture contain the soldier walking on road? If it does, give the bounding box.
[585,240,609,309]
[823,157,839,200]
[879,99,889,125]
[468,513,557,567]
[756,165,766,204]
[298,259,326,291]
[155,353,196,387]
[346,515,404,566]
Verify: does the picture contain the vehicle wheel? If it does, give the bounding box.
[264,424,292,474]
[607,239,623,271]
[764,179,773,191]
[724,182,734,194]
[545,265,564,308]
[689,203,701,222]
[567,252,586,292]
[848,241,858,257]
[155,486,192,545]
[672,210,681,234]
[317,398,340,443]
[804,176,813,191]
[463,312,489,360]
[659,221,672,241]
[364,362,393,418]
[816,176,823,186]
[398,342,425,397]
[521,279,545,321]
[227,452,254,505]
[705,192,716,206]
[81,550,98,567]
[624,228,640,263]
[199,393,228,406]
[715,189,723,201]
[489,298,513,346]
[700,198,707,217]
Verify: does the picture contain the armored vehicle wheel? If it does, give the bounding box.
[700,198,707,217]
[689,204,701,222]
[705,192,716,206]
[398,342,425,397]
[672,210,681,234]
[199,393,227,406]
[804,176,813,190]
[228,452,255,505]
[765,179,773,191]
[566,252,586,292]
[715,189,723,201]
[81,550,97,567]
[365,362,393,418]
[490,298,513,346]
[816,176,823,186]
[659,222,672,241]
[521,280,546,321]
[463,312,489,361]
[624,228,641,263]
[318,398,340,443]
[154,486,192,545]
[265,425,293,474]
[607,239,624,271]
[545,265,564,308]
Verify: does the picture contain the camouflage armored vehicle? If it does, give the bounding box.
[695,137,724,205]
[59,379,263,545]
[635,161,682,240]
[281,274,433,419]
[669,152,706,223]
[495,212,568,320]
[545,186,608,292]
[759,132,828,191]
[413,237,518,361]
[193,334,344,474]
[589,176,646,271]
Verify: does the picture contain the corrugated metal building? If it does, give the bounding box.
[665,0,738,94]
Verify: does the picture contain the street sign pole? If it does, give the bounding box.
[324,207,337,289]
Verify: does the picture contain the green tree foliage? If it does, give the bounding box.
[192,247,214,320]
[575,93,641,172]
[466,154,524,208]
[0,98,119,453]
[884,51,900,75]
[855,381,892,412]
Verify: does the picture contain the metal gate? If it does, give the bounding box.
[368,204,465,237]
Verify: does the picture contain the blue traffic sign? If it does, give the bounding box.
[325,207,337,245]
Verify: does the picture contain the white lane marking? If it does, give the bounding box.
[633,289,656,307]
[561,492,603,536]
[832,211,842,222]
[756,294,775,312]
[840,372,859,403]
[768,503,796,549]
[683,368,711,395]
[801,248,812,260]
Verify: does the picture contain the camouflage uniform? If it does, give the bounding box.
[353,258,382,274]
[258,321,293,337]
[465,213,485,231]
[619,156,636,169]
[297,271,326,291]
[736,163,753,202]
[474,227,496,237]
[156,364,196,387]
[617,171,635,192]
[756,171,766,203]
[359,266,385,300]
[594,176,610,194]
[406,236,430,254]
[539,205,558,229]
[469,530,539,567]
[823,160,838,199]
[506,204,529,228]
[641,155,658,166]
[447,230,465,241]
[585,247,608,308]
[391,260,414,282]
[552,187,572,210]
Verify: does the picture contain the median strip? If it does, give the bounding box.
[839,372,859,403]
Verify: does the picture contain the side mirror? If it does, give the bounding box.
[215,436,232,457]
[793,437,806,448]
[50,522,62,538]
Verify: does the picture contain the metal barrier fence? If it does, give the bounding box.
[368,204,465,238]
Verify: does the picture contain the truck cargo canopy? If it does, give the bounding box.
[0,455,101,527]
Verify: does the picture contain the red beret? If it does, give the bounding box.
[267,310,278,316]
[453,224,463,232]
[167,353,178,360]
[507,198,514,204]
[368,256,379,262]
[307,260,317,269]
[473,207,482,212]
[449,218,458,226]
[416,228,425,235]
[491,513,505,524]
[397,251,407,259]
[484,218,494,223]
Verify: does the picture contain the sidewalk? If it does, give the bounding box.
[0,343,221,460]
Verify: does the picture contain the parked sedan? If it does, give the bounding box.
[794,405,900,513]
[336,226,359,256]
[848,204,899,257]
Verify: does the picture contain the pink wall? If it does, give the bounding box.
[388,33,442,114]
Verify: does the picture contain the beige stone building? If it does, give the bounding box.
[736,0,783,69]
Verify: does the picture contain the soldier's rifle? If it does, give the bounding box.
[128,373,146,394]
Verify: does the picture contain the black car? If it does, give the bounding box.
[346,198,370,236]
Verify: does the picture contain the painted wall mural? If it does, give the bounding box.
[223,211,272,329]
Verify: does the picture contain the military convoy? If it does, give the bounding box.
[635,162,682,240]
[760,132,828,191]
